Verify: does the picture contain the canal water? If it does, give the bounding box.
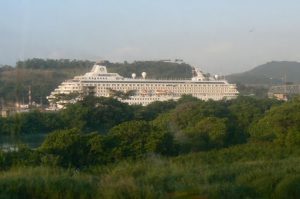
[0,134,47,151]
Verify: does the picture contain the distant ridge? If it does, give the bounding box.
[227,61,300,85]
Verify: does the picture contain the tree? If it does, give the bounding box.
[107,88,136,99]
[10,110,46,135]
[39,129,92,167]
[249,97,300,145]
[183,117,229,152]
[134,100,177,121]
[228,96,280,133]
[109,120,176,159]
[60,96,135,133]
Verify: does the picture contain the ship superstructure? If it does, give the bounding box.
[47,63,239,109]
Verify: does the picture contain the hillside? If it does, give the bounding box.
[227,61,300,85]
[0,59,192,104]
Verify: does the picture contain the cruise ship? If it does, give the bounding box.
[47,63,239,109]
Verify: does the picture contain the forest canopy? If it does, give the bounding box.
[1,95,300,198]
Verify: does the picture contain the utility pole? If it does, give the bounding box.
[40,96,43,107]
[284,73,287,94]
[28,86,32,107]
[283,73,288,101]
[1,97,3,110]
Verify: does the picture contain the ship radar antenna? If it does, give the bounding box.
[192,67,197,77]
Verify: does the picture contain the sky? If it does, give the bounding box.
[0,0,300,74]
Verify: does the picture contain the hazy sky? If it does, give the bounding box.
[1,0,300,74]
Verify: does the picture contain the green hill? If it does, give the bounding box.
[227,61,300,85]
[0,59,192,104]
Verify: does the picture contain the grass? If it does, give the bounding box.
[90,143,300,198]
[0,167,98,199]
[0,143,300,198]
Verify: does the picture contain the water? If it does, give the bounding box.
[0,134,47,151]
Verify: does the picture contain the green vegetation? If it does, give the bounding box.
[235,84,269,99]
[0,144,299,199]
[104,60,192,79]
[1,95,300,198]
[0,167,97,199]
[250,96,300,146]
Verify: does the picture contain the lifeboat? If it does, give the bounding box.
[155,89,168,96]
[140,89,148,96]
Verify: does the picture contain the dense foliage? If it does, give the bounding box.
[0,144,299,199]
[16,59,94,69]
[1,95,300,198]
[250,96,300,146]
